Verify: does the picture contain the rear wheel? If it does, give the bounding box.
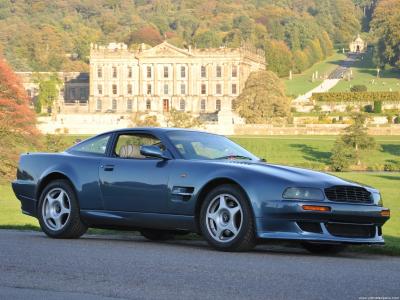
[200,184,256,252]
[140,229,174,241]
[38,179,87,239]
[302,243,346,254]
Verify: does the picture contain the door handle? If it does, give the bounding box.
[101,165,114,171]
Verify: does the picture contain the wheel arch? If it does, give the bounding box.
[35,172,78,212]
[194,177,254,233]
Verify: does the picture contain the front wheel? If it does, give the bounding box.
[37,179,87,239]
[200,184,256,252]
[302,243,346,254]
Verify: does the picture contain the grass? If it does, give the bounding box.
[284,51,347,97]
[231,135,400,171]
[1,135,400,255]
[330,50,400,92]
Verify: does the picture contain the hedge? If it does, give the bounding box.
[312,91,400,103]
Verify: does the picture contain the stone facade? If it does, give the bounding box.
[349,34,366,53]
[88,41,265,114]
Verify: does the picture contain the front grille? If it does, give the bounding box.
[326,223,376,238]
[324,185,372,204]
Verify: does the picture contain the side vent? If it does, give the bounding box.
[171,186,195,202]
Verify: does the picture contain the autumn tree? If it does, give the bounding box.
[370,0,400,68]
[264,40,292,77]
[234,71,291,123]
[128,26,163,46]
[0,56,39,180]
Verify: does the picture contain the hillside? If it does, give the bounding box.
[0,0,366,73]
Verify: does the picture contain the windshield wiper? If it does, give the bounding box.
[214,155,253,161]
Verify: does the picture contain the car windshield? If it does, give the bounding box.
[166,131,259,161]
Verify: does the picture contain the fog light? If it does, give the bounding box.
[380,209,390,217]
[302,205,331,212]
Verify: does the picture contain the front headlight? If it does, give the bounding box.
[372,192,383,206]
[282,187,325,201]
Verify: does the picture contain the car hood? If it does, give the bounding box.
[212,160,377,191]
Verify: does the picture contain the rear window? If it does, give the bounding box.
[69,134,111,155]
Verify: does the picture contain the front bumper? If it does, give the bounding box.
[256,200,390,244]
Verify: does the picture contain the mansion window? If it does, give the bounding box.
[79,87,87,100]
[201,66,206,78]
[112,99,117,111]
[97,84,103,95]
[70,88,76,99]
[147,66,152,78]
[127,99,133,111]
[112,84,118,95]
[96,99,102,111]
[112,66,117,78]
[163,84,169,95]
[232,83,237,95]
[216,65,222,78]
[164,66,169,78]
[216,99,221,111]
[200,99,206,111]
[180,83,186,95]
[232,65,238,78]
[180,66,186,78]
[146,99,151,110]
[97,67,102,78]
[216,83,222,95]
[127,84,132,95]
[128,67,132,78]
[201,84,207,95]
[147,84,152,95]
[180,99,185,111]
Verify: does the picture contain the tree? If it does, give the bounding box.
[193,31,222,48]
[35,74,62,113]
[330,113,376,170]
[234,70,291,123]
[166,109,202,128]
[264,40,292,77]
[330,139,355,171]
[0,56,39,180]
[127,26,163,46]
[370,0,400,68]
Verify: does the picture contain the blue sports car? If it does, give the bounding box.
[12,128,390,253]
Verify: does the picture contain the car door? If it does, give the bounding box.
[99,132,173,213]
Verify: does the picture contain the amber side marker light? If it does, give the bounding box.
[381,210,390,217]
[302,205,331,212]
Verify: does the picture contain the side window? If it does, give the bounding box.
[114,133,165,159]
[191,141,223,159]
[71,135,110,155]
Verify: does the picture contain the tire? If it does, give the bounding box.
[37,179,87,239]
[200,184,256,252]
[140,229,174,241]
[302,243,346,254]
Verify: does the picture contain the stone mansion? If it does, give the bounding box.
[19,41,266,116]
[89,41,265,114]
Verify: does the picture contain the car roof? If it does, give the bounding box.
[101,127,220,136]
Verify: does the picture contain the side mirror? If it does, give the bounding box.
[140,145,170,160]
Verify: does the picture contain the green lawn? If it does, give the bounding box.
[284,51,347,97]
[231,135,400,171]
[330,50,400,92]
